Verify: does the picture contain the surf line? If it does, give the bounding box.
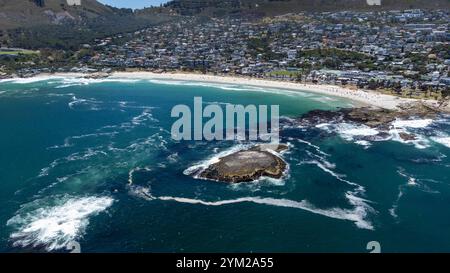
[130,185,374,230]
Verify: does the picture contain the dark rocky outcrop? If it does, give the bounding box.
[199,144,288,183]
[398,132,417,141]
[296,102,442,142]
[299,103,440,129]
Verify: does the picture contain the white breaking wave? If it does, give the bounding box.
[388,118,435,149]
[333,123,379,141]
[129,184,373,229]
[315,119,443,150]
[316,122,381,147]
[183,144,253,177]
[389,127,430,149]
[315,123,331,129]
[0,76,63,84]
[147,79,317,98]
[7,196,114,251]
[431,136,450,149]
[354,140,371,147]
[338,126,379,138]
[160,196,373,229]
[56,77,140,88]
[1,76,140,87]
[147,79,249,92]
[392,119,433,129]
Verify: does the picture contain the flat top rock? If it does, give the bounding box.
[199,144,288,183]
[217,150,280,173]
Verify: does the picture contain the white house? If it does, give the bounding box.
[66,0,81,6]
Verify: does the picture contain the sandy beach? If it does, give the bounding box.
[38,71,446,111]
[110,71,430,110]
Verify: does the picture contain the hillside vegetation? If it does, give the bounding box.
[164,0,450,16]
[0,0,174,49]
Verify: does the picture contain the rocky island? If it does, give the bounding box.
[198,144,288,183]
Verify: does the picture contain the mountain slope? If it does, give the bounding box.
[0,0,174,50]
[164,0,450,16]
[0,0,115,29]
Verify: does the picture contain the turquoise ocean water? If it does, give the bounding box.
[0,76,449,252]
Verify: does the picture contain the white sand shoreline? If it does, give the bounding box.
[111,72,424,110]
[12,71,446,111]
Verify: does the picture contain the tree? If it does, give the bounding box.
[368,79,378,90]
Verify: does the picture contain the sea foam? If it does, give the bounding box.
[0,76,62,84]
[431,136,450,149]
[316,122,380,147]
[392,119,433,129]
[130,186,374,230]
[7,196,114,251]
[56,77,140,88]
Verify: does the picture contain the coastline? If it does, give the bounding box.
[110,72,441,111]
[7,71,448,112]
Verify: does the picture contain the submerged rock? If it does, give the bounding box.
[199,144,288,183]
[398,132,417,141]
